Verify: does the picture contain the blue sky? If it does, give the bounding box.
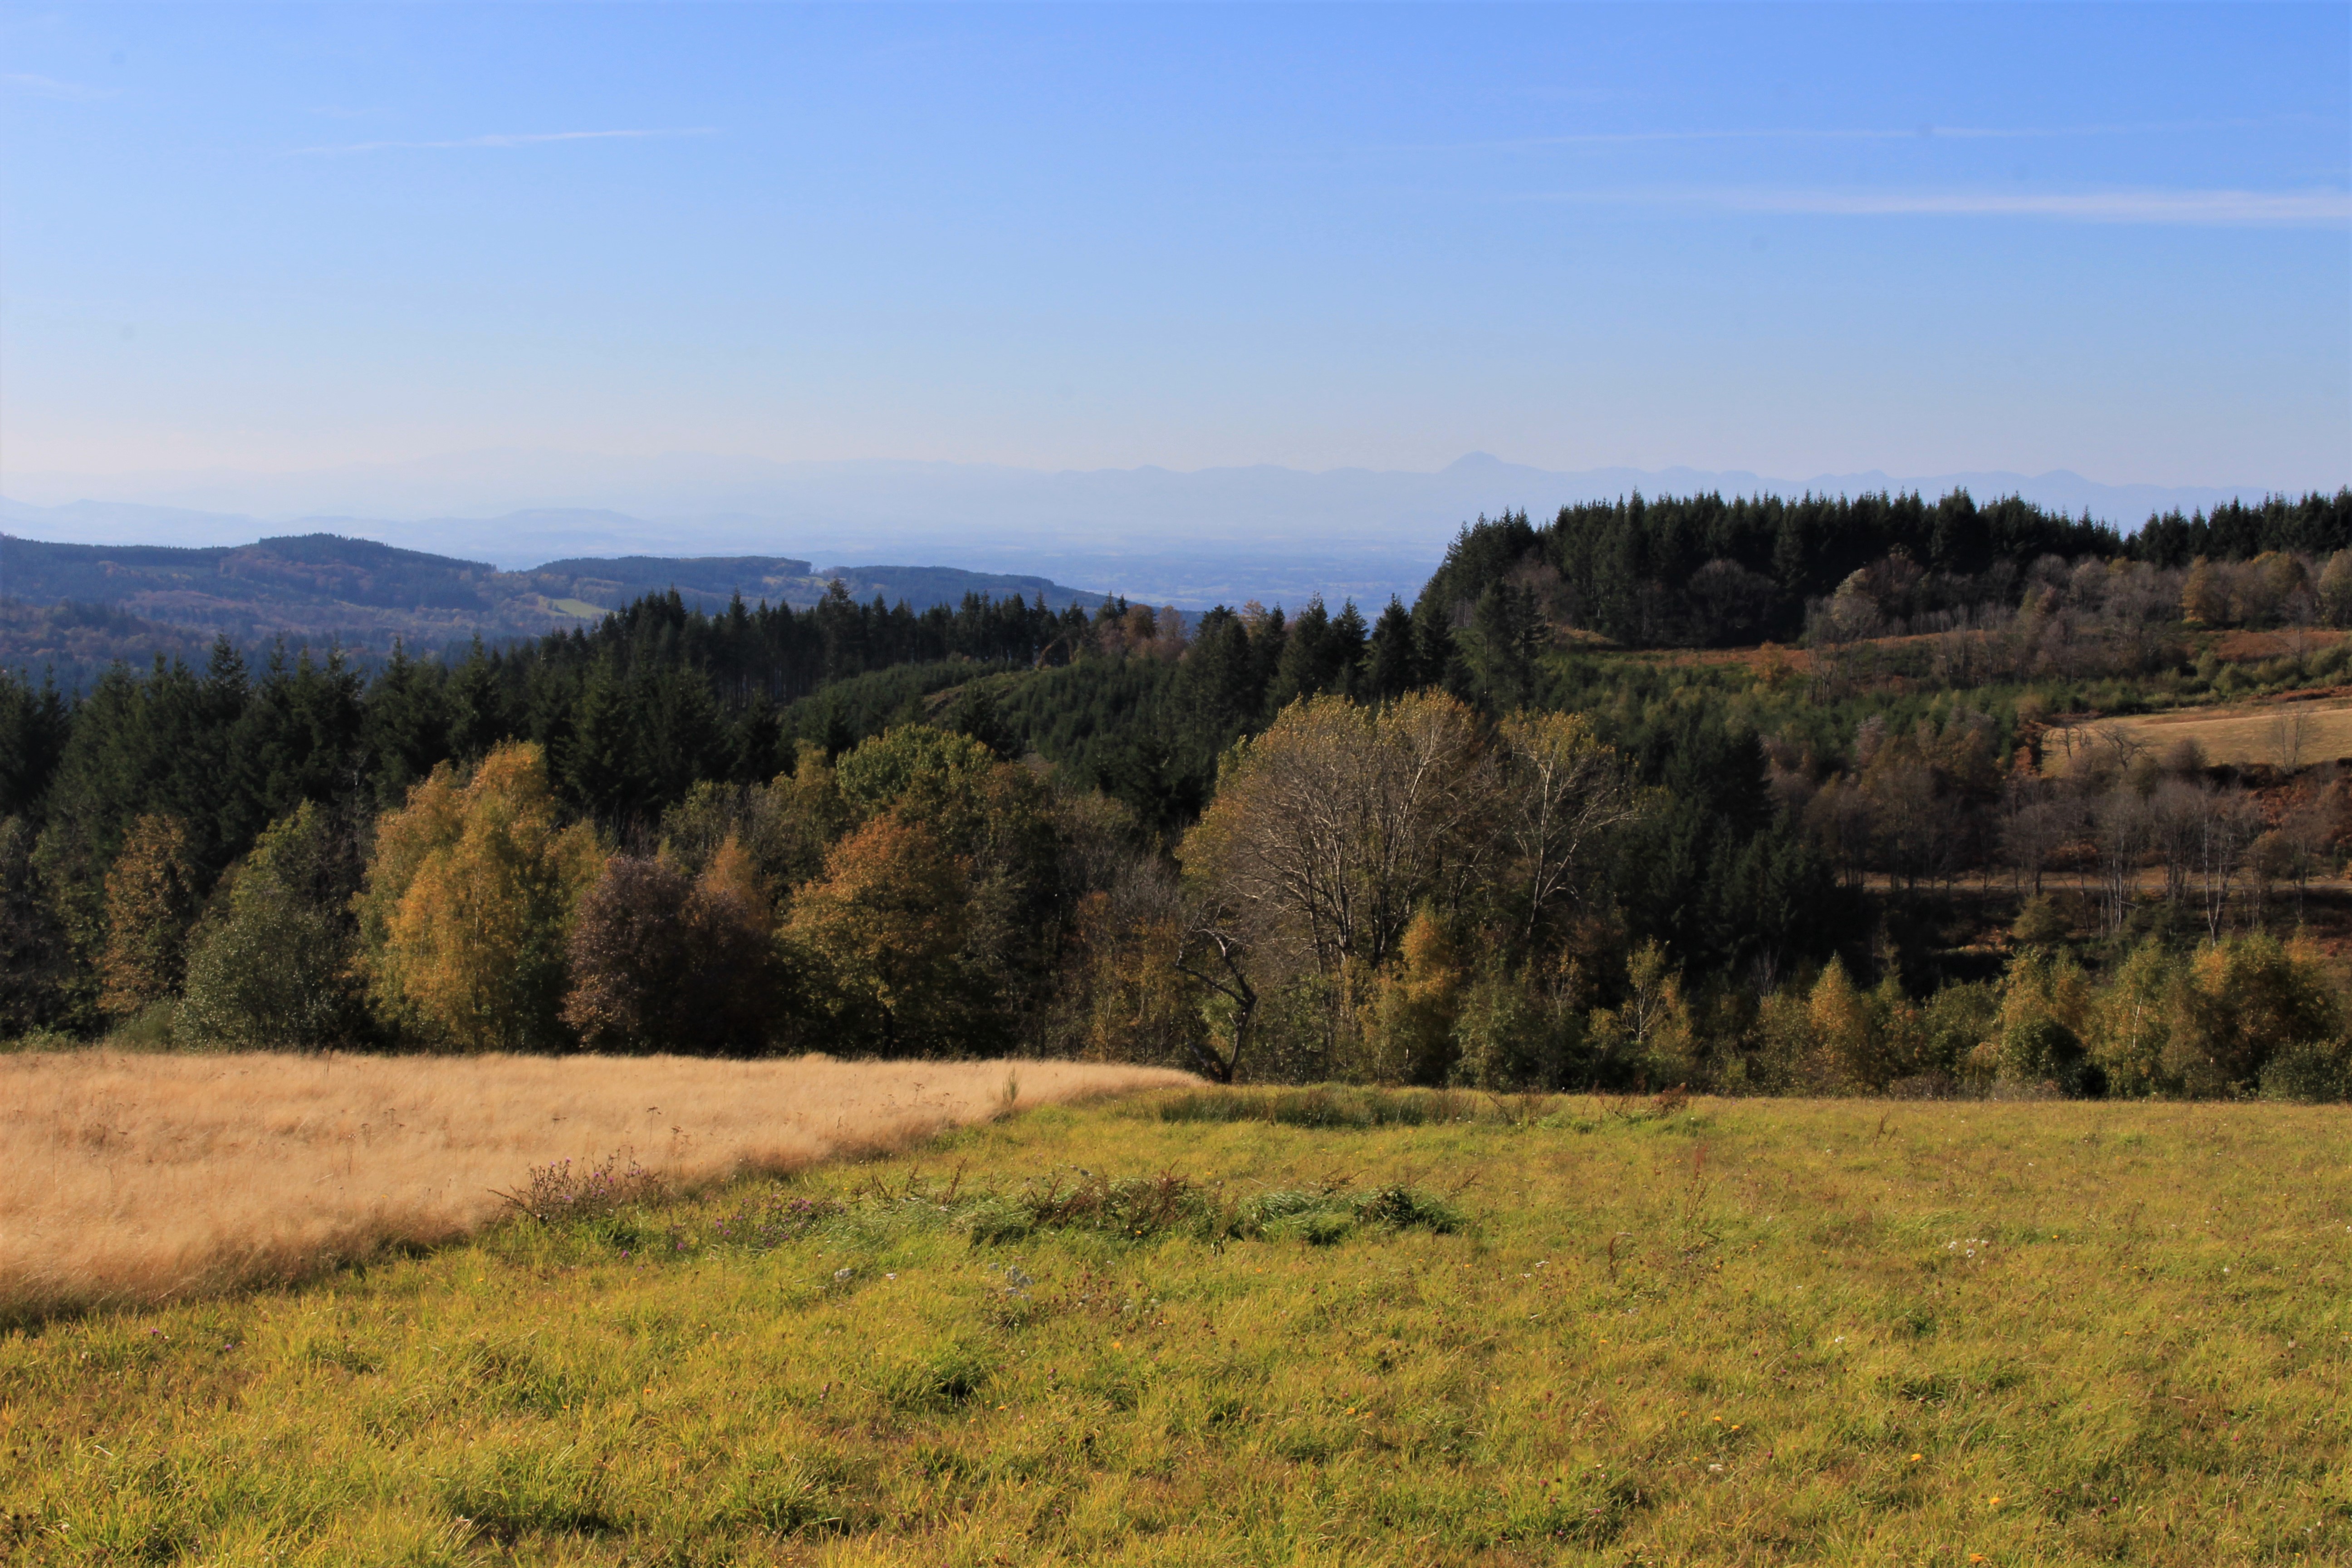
[3,3,2347,493]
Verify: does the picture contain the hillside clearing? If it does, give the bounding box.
[3,1090,2346,1563]
[0,1052,1191,1322]
[2041,692,2352,774]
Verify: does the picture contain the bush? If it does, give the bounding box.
[2259,1036,2352,1102]
[178,898,355,1051]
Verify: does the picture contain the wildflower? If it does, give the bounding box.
[1909,1453,1923,1463]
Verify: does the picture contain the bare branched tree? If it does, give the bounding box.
[1494,710,1641,943]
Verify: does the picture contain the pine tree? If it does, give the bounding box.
[1362,598,1420,701]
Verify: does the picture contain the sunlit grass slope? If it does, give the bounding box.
[4,1090,2348,1564]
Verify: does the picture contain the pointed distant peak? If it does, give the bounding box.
[1440,451,1514,474]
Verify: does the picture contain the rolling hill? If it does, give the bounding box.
[0,532,1112,681]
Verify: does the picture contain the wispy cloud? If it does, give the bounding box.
[1530,185,2351,226]
[292,127,717,156]
[3,72,117,103]
[1720,186,2349,225]
[1398,118,2290,155]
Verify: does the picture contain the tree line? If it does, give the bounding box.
[1416,488,2352,650]
[6,489,2352,1101]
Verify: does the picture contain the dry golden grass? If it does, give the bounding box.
[0,1051,1192,1321]
[2043,692,2352,774]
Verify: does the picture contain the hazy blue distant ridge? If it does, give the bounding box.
[2,456,2328,611]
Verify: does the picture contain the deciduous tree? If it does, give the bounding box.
[98,813,198,1020]
[784,814,970,1054]
[357,743,603,1052]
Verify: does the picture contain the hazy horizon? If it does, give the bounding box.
[3,447,2324,610]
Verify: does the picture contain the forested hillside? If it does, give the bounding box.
[0,532,1111,681]
[8,487,2352,1101]
[1412,487,2352,649]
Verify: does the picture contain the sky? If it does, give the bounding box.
[3,2,2348,496]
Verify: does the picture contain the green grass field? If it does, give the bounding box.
[4,1088,2348,1565]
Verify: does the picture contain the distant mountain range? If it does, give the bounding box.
[5,451,2327,612]
[0,531,1111,681]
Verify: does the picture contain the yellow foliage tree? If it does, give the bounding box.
[98,813,198,1020]
[1804,958,1875,1088]
[2166,933,2338,1096]
[1362,908,1465,1085]
[2180,557,2226,626]
[357,743,603,1052]
[1588,941,1698,1088]
[784,813,971,1054]
[1984,946,2096,1092]
[698,833,774,928]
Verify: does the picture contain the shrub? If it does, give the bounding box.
[177,899,354,1050]
[1919,981,1997,1077]
[1990,948,2097,1093]
[497,1152,665,1225]
[2260,1035,2352,1102]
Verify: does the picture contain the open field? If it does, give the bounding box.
[4,1087,2347,1564]
[2041,693,2352,775]
[0,1052,1191,1322]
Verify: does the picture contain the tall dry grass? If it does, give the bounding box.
[0,1050,1192,1320]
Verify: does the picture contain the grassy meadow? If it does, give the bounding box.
[3,1088,2348,1565]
